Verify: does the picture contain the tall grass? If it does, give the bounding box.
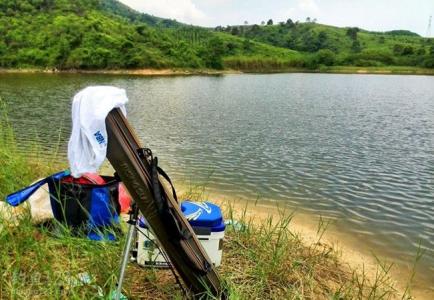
[223,55,306,72]
[0,99,57,198]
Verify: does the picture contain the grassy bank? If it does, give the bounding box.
[0,67,239,76]
[1,66,434,76]
[1,106,411,299]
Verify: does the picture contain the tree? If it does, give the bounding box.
[351,40,362,53]
[315,49,336,66]
[401,45,414,55]
[261,21,265,25]
[317,31,328,49]
[416,47,426,55]
[300,32,318,52]
[424,46,434,68]
[231,26,239,35]
[346,27,359,40]
[393,43,404,55]
[306,17,311,23]
[226,42,236,54]
[205,37,225,69]
[267,19,273,26]
[286,18,294,28]
[251,24,260,32]
[244,21,248,25]
[243,39,252,51]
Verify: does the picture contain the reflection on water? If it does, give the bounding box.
[1,73,434,287]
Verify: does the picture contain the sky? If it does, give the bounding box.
[118,0,434,37]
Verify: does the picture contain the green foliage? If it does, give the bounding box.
[385,30,420,37]
[314,49,336,66]
[0,0,433,71]
[346,27,359,40]
[0,0,302,71]
[220,21,434,68]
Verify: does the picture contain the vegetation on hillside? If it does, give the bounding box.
[0,0,433,72]
[218,19,434,69]
[0,0,300,71]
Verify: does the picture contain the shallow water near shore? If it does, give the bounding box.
[1,72,433,292]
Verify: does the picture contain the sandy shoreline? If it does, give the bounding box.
[1,67,433,76]
[216,199,433,299]
[0,68,239,76]
[175,183,433,299]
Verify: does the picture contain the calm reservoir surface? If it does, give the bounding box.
[1,73,433,287]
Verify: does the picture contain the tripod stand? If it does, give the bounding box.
[115,203,139,300]
[114,204,186,300]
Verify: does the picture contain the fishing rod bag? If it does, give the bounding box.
[105,108,225,298]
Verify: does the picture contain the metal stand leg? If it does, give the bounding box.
[115,204,139,300]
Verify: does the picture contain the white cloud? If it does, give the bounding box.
[118,0,207,24]
[280,0,321,22]
[298,0,320,15]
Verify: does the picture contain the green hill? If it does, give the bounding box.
[217,20,434,68]
[0,0,300,71]
[0,0,432,72]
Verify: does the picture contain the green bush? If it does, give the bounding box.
[314,49,336,66]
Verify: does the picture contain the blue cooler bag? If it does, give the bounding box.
[48,175,121,239]
[181,201,225,267]
[6,171,121,240]
[181,201,225,234]
[136,201,226,267]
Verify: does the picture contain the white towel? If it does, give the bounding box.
[68,86,128,178]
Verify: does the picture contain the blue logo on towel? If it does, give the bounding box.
[94,131,106,145]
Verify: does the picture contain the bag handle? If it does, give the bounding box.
[6,170,69,206]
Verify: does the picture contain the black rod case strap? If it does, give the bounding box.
[105,108,225,298]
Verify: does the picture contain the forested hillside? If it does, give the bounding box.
[217,20,434,68]
[0,0,433,71]
[0,0,302,70]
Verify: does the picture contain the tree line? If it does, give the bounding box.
[216,19,434,68]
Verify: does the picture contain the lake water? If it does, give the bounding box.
[1,73,433,289]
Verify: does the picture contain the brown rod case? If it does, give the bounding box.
[105,108,224,298]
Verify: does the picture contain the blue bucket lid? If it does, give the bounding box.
[181,201,225,232]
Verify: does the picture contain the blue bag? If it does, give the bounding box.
[6,172,121,240]
[47,175,121,240]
